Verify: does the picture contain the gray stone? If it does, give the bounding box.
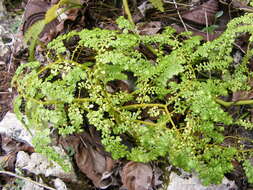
[54,178,68,190]
[16,151,77,182]
[21,181,44,190]
[167,172,237,190]
[0,112,33,145]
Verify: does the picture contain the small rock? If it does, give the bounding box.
[0,112,33,145]
[54,178,68,190]
[167,172,238,190]
[21,181,44,190]
[16,151,77,182]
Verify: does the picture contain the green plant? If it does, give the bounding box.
[13,14,253,185]
[202,11,223,34]
[149,0,164,11]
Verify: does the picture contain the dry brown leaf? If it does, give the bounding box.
[60,133,116,189]
[137,21,161,35]
[22,0,83,44]
[232,90,253,102]
[120,161,154,190]
[22,0,51,34]
[232,0,253,11]
[182,0,218,25]
[0,133,34,185]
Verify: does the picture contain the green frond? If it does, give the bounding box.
[15,15,253,184]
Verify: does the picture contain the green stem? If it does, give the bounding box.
[215,98,253,107]
[122,0,134,25]
[134,120,159,126]
[121,103,165,110]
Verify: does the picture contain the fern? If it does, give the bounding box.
[13,14,253,185]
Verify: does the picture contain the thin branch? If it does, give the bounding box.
[173,0,188,32]
[0,92,12,94]
[0,170,56,190]
[204,9,209,41]
[164,0,191,7]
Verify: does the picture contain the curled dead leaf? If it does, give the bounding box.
[120,161,154,190]
[60,132,116,189]
[22,0,51,34]
[22,0,84,44]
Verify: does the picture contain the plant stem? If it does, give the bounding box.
[121,103,165,110]
[0,171,56,190]
[134,120,159,126]
[122,0,134,25]
[215,98,253,107]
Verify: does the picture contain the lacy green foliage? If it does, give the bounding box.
[243,160,253,184]
[13,15,253,184]
[148,0,164,11]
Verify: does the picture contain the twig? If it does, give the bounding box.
[123,0,134,25]
[173,0,188,32]
[164,0,191,7]
[233,42,246,54]
[0,170,56,190]
[8,54,13,73]
[0,92,12,94]
[204,9,209,41]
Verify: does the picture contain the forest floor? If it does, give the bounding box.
[1,0,253,190]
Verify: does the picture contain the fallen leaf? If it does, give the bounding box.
[137,21,161,35]
[232,90,253,102]
[22,0,84,44]
[60,132,116,189]
[182,0,218,25]
[120,161,154,190]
